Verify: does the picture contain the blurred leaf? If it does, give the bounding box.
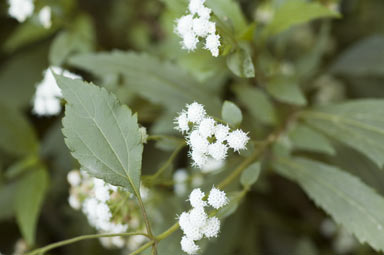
[69,51,221,113]
[226,46,255,78]
[240,162,261,188]
[0,43,48,109]
[274,157,384,253]
[289,124,335,155]
[3,21,55,53]
[265,0,340,36]
[216,191,243,219]
[222,100,242,127]
[331,35,384,77]
[56,75,143,193]
[0,182,18,221]
[233,84,277,125]
[206,0,247,33]
[15,167,49,245]
[0,102,38,156]
[301,100,384,167]
[295,238,318,255]
[5,155,39,180]
[266,76,306,106]
[49,15,95,66]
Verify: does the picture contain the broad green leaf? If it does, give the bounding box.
[266,76,306,106]
[15,167,49,245]
[233,84,277,125]
[49,15,95,66]
[265,0,340,36]
[240,162,261,188]
[289,124,335,155]
[221,101,242,127]
[331,35,384,77]
[56,75,144,193]
[0,102,38,156]
[273,157,384,252]
[5,156,39,180]
[69,51,221,113]
[206,0,247,34]
[301,100,384,167]
[226,47,255,78]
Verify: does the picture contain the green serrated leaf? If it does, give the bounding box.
[289,124,335,155]
[221,101,242,127]
[273,157,384,253]
[233,84,277,125]
[264,0,340,36]
[226,47,255,78]
[266,76,306,106]
[56,75,143,193]
[68,51,221,113]
[240,162,261,187]
[331,35,384,77]
[15,167,48,245]
[0,102,38,156]
[301,100,384,167]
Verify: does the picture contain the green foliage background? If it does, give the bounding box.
[1,0,384,254]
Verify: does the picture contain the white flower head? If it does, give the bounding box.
[182,31,199,51]
[67,170,81,187]
[214,124,230,142]
[68,195,81,210]
[189,188,207,208]
[227,129,249,152]
[38,6,52,29]
[201,216,220,238]
[189,207,208,228]
[187,102,206,123]
[181,235,199,254]
[197,6,212,18]
[176,14,194,36]
[188,130,209,153]
[93,178,110,202]
[192,18,215,38]
[198,117,216,138]
[184,223,203,241]
[208,187,228,209]
[188,0,205,15]
[8,0,34,22]
[201,158,225,173]
[208,142,228,161]
[190,149,208,168]
[175,111,190,133]
[179,211,191,232]
[205,33,221,57]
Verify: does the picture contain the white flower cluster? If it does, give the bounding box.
[8,0,34,22]
[38,6,52,29]
[175,102,250,168]
[67,170,148,250]
[175,0,221,57]
[33,67,80,116]
[179,187,228,254]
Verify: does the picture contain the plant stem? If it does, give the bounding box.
[25,232,149,255]
[150,143,185,181]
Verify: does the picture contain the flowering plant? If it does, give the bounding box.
[1,1,384,255]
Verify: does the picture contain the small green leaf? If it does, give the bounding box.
[0,102,38,156]
[233,84,277,125]
[301,100,384,167]
[15,167,49,245]
[56,75,144,194]
[273,157,384,252]
[221,101,243,127]
[265,0,340,36]
[289,124,335,155]
[0,182,18,221]
[226,47,255,78]
[240,162,261,188]
[266,76,306,106]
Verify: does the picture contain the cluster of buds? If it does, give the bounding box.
[175,102,249,168]
[67,170,149,250]
[178,187,228,254]
[175,0,221,57]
